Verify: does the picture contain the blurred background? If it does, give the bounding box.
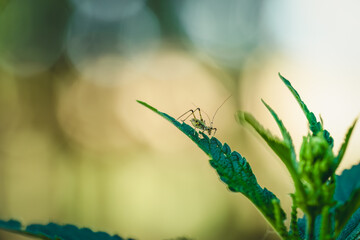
[0,0,360,239]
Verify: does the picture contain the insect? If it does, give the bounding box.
[176,95,231,136]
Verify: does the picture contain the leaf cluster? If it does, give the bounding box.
[1,74,359,240]
[137,74,360,240]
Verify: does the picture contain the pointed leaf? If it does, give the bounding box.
[236,111,291,163]
[333,118,358,170]
[236,110,306,200]
[279,73,334,146]
[0,219,133,240]
[261,99,297,167]
[138,100,288,236]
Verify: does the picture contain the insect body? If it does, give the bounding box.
[177,108,217,135]
[176,95,231,136]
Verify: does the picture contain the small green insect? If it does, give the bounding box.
[176,95,231,136]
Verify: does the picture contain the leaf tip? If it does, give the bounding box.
[353,116,359,125]
[261,98,270,108]
[137,100,158,112]
[235,111,246,125]
[278,73,295,92]
[136,99,146,105]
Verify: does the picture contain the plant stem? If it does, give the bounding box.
[320,206,334,240]
[306,212,316,240]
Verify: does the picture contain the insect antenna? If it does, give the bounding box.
[201,109,211,124]
[210,95,232,126]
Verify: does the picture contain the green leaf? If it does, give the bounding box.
[0,219,21,232]
[0,219,134,240]
[336,208,360,240]
[137,100,288,236]
[289,195,301,240]
[335,163,360,203]
[336,188,360,237]
[272,199,288,239]
[261,99,297,168]
[236,111,291,165]
[333,119,358,171]
[335,163,360,237]
[236,109,306,202]
[279,73,334,147]
[297,215,321,240]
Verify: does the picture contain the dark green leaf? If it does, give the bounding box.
[0,219,133,240]
[335,163,360,203]
[297,215,321,240]
[335,163,360,236]
[336,188,360,238]
[336,208,360,240]
[137,100,287,236]
[0,219,21,232]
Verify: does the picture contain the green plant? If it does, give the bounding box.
[0,219,135,240]
[0,74,359,240]
[137,74,360,240]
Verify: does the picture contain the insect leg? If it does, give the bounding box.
[177,109,197,122]
[192,108,204,122]
[212,128,217,136]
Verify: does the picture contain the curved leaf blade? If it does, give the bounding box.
[333,119,358,171]
[137,100,288,236]
[0,219,133,240]
[236,111,290,163]
[236,109,306,201]
[261,99,297,167]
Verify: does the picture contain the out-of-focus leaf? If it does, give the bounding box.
[236,111,291,165]
[279,73,333,147]
[333,119,358,171]
[0,219,134,240]
[298,215,324,240]
[236,109,306,201]
[289,196,301,240]
[336,208,360,240]
[335,163,360,203]
[261,99,297,166]
[335,163,360,237]
[137,100,288,237]
[0,219,21,232]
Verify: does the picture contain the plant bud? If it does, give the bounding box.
[299,131,334,183]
